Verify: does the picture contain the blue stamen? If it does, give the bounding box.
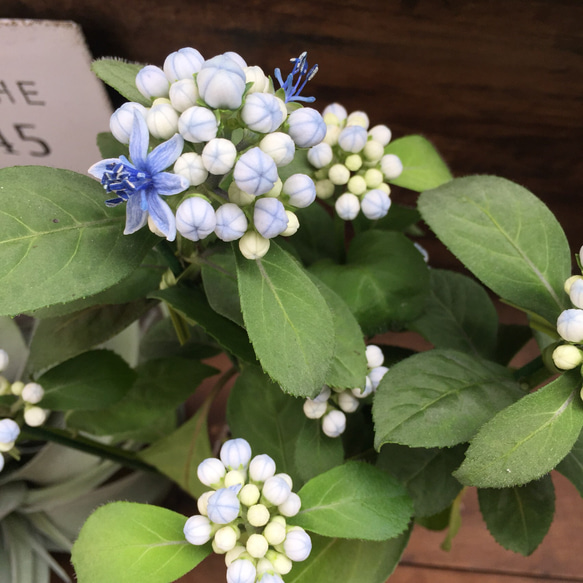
[274,51,318,103]
[100,160,152,200]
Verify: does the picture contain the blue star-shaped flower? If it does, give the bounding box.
[89,112,188,241]
[274,51,318,103]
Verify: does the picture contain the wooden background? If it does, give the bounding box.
[3,1,582,581]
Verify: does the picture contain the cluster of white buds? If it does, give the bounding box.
[302,344,389,437]
[104,48,327,259]
[184,438,312,583]
[306,103,403,222]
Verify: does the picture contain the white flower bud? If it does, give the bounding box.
[323,102,347,121]
[169,78,200,112]
[315,179,335,200]
[202,138,237,175]
[363,139,384,162]
[338,390,359,413]
[262,476,291,506]
[283,174,316,208]
[242,93,286,134]
[366,345,384,368]
[278,492,301,517]
[256,558,275,578]
[176,197,217,241]
[303,398,327,419]
[368,124,392,146]
[227,559,257,583]
[361,189,392,220]
[346,110,369,129]
[267,551,292,576]
[223,51,247,68]
[136,65,169,99]
[164,47,204,82]
[174,152,208,186]
[378,182,391,195]
[247,504,270,527]
[338,125,368,153]
[109,102,148,145]
[197,457,226,487]
[259,573,285,583]
[569,279,583,309]
[287,107,327,148]
[239,483,261,506]
[239,231,271,260]
[254,198,288,239]
[321,410,346,437]
[225,469,247,488]
[207,486,241,524]
[215,203,248,242]
[552,345,583,370]
[197,490,214,515]
[229,182,256,206]
[364,168,383,189]
[24,406,47,427]
[335,192,360,221]
[245,65,270,93]
[220,438,252,470]
[352,376,374,399]
[225,545,246,567]
[11,381,24,396]
[145,101,179,140]
[264,177,283,198]
[314,386,331,402]
[0,440,14,453]
[368,365,389,390]
[259,133,295,167]
[184,515,212,545]
[0,418,20,444]
[234,148,278,196]
[214,525,239,552]
[280,211,299,237]
[328,164,350,185]
[347,175,367,196]
[381,154,404,180]
[147,211,165,239]
[22,382,44,404]
[263,519,287,545]
[283,528,312,562]
[249,454,276,482]
[197,54,246,109]
[323,124,341,146]
[564,275,583,295]
[557,309,583,343]
[414,242,429,263]
[0,350,9,372]
[307,142,333,168]
[323,112,341,125]
[246,533,269,558]
[179,106,218,143]
[274,472,293,490]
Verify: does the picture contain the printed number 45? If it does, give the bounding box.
[0,124,51,157]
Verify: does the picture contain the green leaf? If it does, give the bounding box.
[291,461,413,540]
[138,406,213,498]
[236,243,334,397]
[286,529,410,583]
[97,132,130,159]
[27,299,156,375]
[0,167,155,316]
[409,269,498,360]
[91,58,149,105]
[377,444,466,517]
[556,429,583,496]
[309,231,429,336]
[150,285,256,363]
[37,350,136,411]
[454,371,583,487]
[373,349,524,449]
[478,474,555,556]
[71,502,209,583]
[418,176,571,325]
[385,135,453,192]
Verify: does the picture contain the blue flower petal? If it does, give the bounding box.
[88,158,120,180]
[146,191,177,241]
[146,133,185,175]
[129,112,149,169]
[124,193,148,235]
[152,172,189,196]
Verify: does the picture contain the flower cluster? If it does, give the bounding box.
[306,103,403,221]
[302,344,388,437]
[0,349,48,472]
[184,438,312,583]
[90,48,327,259]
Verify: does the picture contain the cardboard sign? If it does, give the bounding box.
[0,19,112,173]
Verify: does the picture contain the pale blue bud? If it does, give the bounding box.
[287,108,327,148]
[234,147,278,196]
[220,438,252,470]
[136,65,169,99]
[176,197,217,241]
[381,154,404,180]
[197,457,226,487]
[169,78,200,112]
[335,192,360,220]
[322,103,347,121]
[361,189,391,220]
[254,198,288,239]
[303,398,327,419]
[249,454,276,482]
[278,492,301,517]
[260,574,285,583]
[368,366,389,390]
[242,93,286,133]
[202,138,237,174]
[0,418,19,444]
[223,51,247,69]
[365,345,384,368]
[283,174,316,208]
[197,54,246,109]
[283,528,312,562]
[259,133,295,167]
[164,47,204,82]
[307,142,333,168]
[557,309,583,343]
[569,279,583,309]
[227,559,257,583]
[215,203,248,242]
[313,386,331,402]
[110,102,148,145]
[184,514,212,545]
[262,475,291,505]
[337,125,368,153]
[179,106,218,143]
[321,410,346,437]
[207,487,241,524]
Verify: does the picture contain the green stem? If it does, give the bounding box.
[19,426,157,474]
[156,240,183,277]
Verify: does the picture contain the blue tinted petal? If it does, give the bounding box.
[124,193,148,234]
[88,158,120,180]
[146,192,177,241]
[152,172,189,196]
[146,133,184,174]
[129,111,149,168]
